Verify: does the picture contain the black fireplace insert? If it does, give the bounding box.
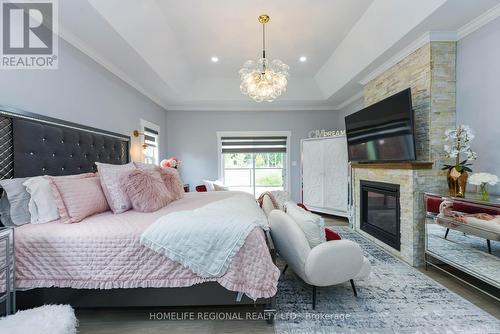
[360,180,401,251]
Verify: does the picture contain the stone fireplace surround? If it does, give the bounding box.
[359,180,401,251]
[350,41,457,267]
[352,163,435,266]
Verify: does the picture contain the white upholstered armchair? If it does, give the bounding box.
[269,210,370,309]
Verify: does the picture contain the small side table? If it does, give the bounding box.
[183,184,190,193]
[0,227,15,316]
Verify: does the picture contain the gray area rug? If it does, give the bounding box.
[274,226,500,334]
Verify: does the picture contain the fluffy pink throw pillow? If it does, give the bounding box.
[159,167,185,200]
[49,175,110,223]
[123,169,173,212]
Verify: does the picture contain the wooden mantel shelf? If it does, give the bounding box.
[351,162,433,170]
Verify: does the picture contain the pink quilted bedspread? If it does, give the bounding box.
[15,192,279,300]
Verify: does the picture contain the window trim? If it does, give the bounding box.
[140,119,160,165]
[216,131,291,195]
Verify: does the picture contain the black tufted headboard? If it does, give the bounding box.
[0,106,129,180]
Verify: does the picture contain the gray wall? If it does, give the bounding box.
[457,17,500,195]
[0,37,168,156]
[166,110,340,201]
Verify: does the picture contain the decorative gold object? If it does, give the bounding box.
[447,168,468,197]
[258,14,270,24]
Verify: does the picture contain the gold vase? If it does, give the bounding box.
[447,169,468,197]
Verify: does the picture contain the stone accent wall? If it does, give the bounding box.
[364,43,432,161]
[364,42,456,165]
[429,42,457,167]
[352,42,457,266]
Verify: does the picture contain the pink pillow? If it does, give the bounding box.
[134,162,159,171]
[159,167,185,200]
[96,162,136,213]
[49,175,110,223]
[122,169,173,212]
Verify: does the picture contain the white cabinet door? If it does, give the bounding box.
[302,140,324,208]
[323,137,348,214]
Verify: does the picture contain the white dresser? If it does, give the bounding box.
[301,136,349,217]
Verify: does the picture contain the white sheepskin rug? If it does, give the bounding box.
[0,304,78,334]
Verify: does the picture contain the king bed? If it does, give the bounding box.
[0,106,278,313]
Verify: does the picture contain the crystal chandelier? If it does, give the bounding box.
[239,14,289,102]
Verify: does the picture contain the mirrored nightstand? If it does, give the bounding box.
[0,227,15,316]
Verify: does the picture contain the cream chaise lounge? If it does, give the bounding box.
[268,210,370,309]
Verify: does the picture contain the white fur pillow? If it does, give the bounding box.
[285,201,326,248]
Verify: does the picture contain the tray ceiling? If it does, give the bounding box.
[57,0,500,110]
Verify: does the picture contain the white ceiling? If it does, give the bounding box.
[58,0,500,111]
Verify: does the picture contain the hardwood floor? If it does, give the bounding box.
[76,214,499,333]
[322,214,350,227]
[418,266,500,319]
[77,306,274,334]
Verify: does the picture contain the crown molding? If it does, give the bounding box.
[359,31,457,86]
[359,4,500,87]
[333,91,364,110]
[457,3,500,40]
[165,105,341,112]
[57,27,169,110]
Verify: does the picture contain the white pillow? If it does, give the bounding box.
[202,180,216,191]
[285,201,326,248]
[23,176,60,224]
[213,183,229,191]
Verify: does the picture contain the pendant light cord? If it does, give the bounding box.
[262,22,266,59]
[261,22,266,73]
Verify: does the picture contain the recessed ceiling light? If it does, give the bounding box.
[299,56,307,62]
[211,56,219,63]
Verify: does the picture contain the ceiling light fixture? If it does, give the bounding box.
[211,56,219,63]
[299,56,307,62]
[239,14,289,103]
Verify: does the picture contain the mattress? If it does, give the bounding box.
[14,191,279,300]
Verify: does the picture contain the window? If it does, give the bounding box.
[218,132,290,198]
[141,120,160,165]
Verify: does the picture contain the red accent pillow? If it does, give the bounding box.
[325,228,342,241]
[425,195,442,214]
[196,185,207,192]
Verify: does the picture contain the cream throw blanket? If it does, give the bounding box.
[140,194,268,277]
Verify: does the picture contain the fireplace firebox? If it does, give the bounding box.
[360,180,401,251]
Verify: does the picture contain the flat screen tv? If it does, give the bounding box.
[345,88,416,162]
